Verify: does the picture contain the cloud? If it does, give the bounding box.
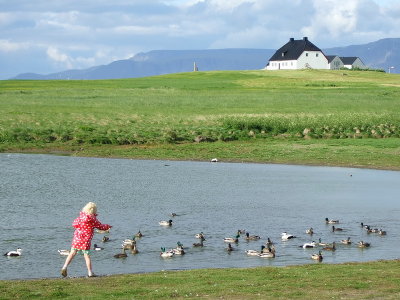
[0,0,399,79]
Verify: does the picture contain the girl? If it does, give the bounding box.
[61,202,112,277]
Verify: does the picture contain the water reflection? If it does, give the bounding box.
[0,153,399,280]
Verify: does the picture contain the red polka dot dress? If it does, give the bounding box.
[71,212,111,250]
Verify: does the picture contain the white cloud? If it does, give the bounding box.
[0,40,28,52]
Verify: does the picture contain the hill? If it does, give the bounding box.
[11,38,400,80]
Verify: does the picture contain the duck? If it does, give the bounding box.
[281,232,296,240]
[114,248,128,258]
[306,228,314,235]
[300,241,317,249]
[378,229,387,236]
[173,243,185,255]
[160,247,174,258]
[123,236,136,245]
[195,232,205,239]
[226,243,234,252]
[102,236,110,242]
[332,225,343,232]
[193,236,205,247]
[322,242,336,251]
[361,222,369,229]
[325,218,339,224]
[318,238,330,246]
[4,248,22,257]
[357,241,371,248]
[135,230,143,238]
[311,251,323,261]
[245,249,261,256]
[245,232,261,241]
[224,234,240,243]
[237,229,246,235]
[95,229,110,234]
[170,212,178,217]
[58,249,70,256]
[340,237,352,245]
[210,158,218,162]
[159,220,173,226]
[93,244,104,251]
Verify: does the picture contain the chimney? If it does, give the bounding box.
[290,38,294,42]
[303,37,308,41]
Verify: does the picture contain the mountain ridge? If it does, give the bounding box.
[11,38,400,80]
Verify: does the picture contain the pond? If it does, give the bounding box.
[1,153,399,280]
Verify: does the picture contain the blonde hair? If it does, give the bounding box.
[82,202,97,215]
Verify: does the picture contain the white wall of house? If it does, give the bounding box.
[266,60,297,70]
[328,56,344,70]
[297,51,328,69]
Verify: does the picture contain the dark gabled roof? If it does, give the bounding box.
[340,57,358,65]
[269,37,322,61]
[326,55,338,63]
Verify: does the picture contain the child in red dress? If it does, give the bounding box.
[61,202,111,277]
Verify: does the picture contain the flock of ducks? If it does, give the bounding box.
[50,215,387,263]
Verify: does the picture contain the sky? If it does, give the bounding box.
[0,0,399,79]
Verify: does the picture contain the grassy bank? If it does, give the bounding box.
[1,260,400,299]
[1,69,400,169]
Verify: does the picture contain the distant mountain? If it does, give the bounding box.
[324,38,400,73]
[11,38,400,80]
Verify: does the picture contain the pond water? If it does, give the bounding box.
[1,153,399,280]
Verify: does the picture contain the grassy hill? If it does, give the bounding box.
[1,69,399,169]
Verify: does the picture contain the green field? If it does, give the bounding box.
[1,69,400,169]
[1,70,400,298]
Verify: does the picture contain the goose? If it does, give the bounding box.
[265,238,274,248]
[159,220,173,226]
[193,236,205,247]
[259,247,275,258]
[340,237,352,245]
[130,243,139,254]
[322,242,336,251]
[332,225,343,232]
[160,247,174,258]
[325,218,339,224]
[93,244,104,251]
[226,243,234,252]
[114,248,127,258]
[245,232,261,241]
[281,232,296,240]
[58,249,70,256]
[135,231,143,238]
[311,251,323,261]
[4,248,22,257]
[318,238,330,246]
[378,229,387,236]
[102,236,110,242]
[300,241,317,249]
[357,241,371,248]
[306,228,314,235]
[224,234,240,243]
[195,232,205,239]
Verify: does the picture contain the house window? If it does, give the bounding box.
[316,53,319,57]
[291,62,293,66]
[306,53,308,57]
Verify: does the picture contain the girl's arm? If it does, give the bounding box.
[93,218,112,231]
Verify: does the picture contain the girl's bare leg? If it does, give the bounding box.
[83,253,94,276]
[61,249,77,277]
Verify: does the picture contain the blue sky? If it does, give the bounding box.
[0,0,399,79]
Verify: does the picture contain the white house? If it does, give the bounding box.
[265,37,366,70]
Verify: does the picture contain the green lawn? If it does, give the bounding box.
[1,69,399,169]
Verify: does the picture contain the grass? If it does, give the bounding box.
[1,260,400,299]
[1,69,399,169]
